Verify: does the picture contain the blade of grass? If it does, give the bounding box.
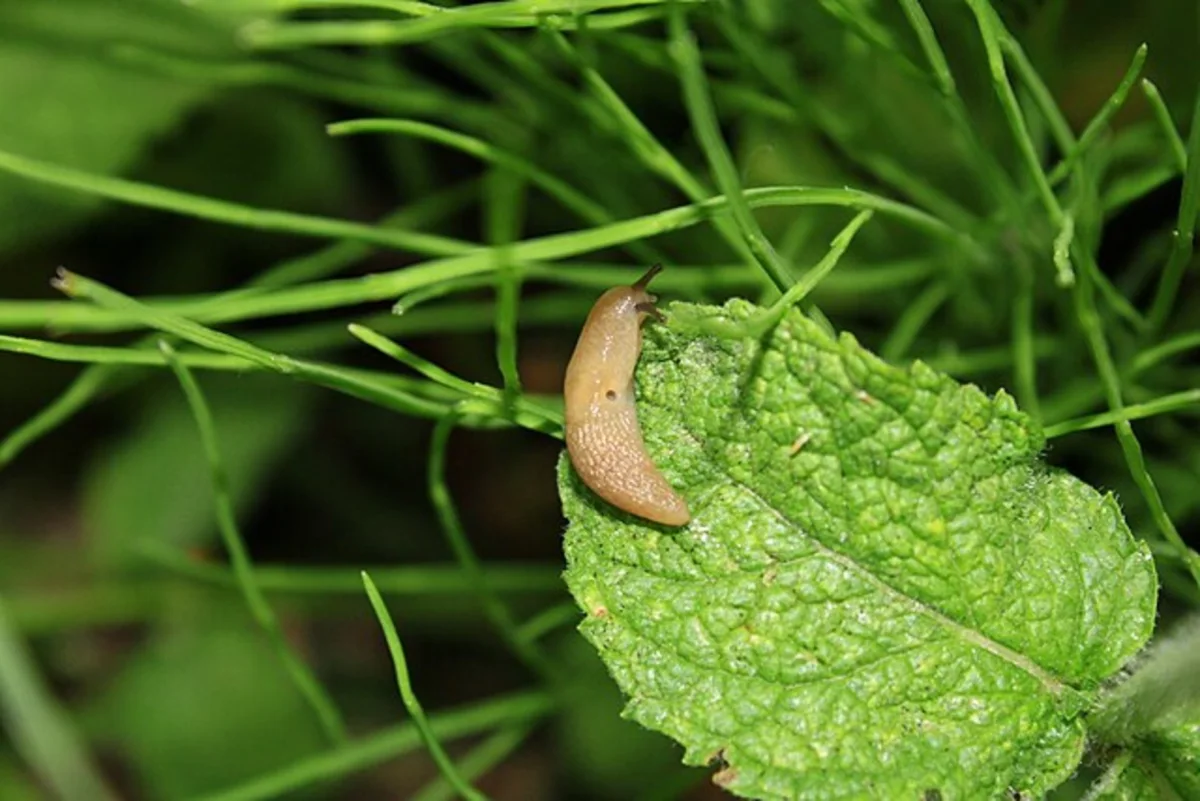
[1042,389,1200,438]
[0,184,476,470]
[197,690,552,801]
[114,45,501,134]
[967,0,1199,585]
[428,415,561,680]
[411,724,534,801]
[1132,329,1200,375]
[0,148,474,256]
[0,595,119,801]
[138,541,563,596]
[326,118,664,264]
[1,186,957,334]
[880,281,951,361]
[0,363,125,469]
[540,28,763,269]
[243,0,703,47]
[361,571,488,801]
[669,9,793,291]
[1012,252,1040,419]
[516,603,580,644]
[159,340,347,745]
[748,210,874,335]
[715,9,984,232]
[52,271,471,424]
[894,0,1022,219]
[1046,44,1147,186]
[1146,90,1200,332]
[486,166,526,399]
[1141,79,1188,171]
[347,324,562,435]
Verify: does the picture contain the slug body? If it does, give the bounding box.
[564,265,690,526]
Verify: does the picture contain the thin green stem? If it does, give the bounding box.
[1046,45,1147,186]
[0,363,126,470]
[411,725,534,801]
[326,118,663,264]
[486,167,526,399]
[1071,270,1200,587]
[160,341,347,746]
[1141,79,1188,171]
[1012,253,1041,420]
[197,691,552,801]
[1043,389,1200,438]
[428,415,561,681]
[1147,90,1200,332]
[0,186,475,470]
[1132,330,1200,375]
[361,572,488,801]
[1,187,954,334]
[0,595,119,801]
[895,0,1021,218]
[243,0,702,47]
[0,149,473,257]
[137,541,563,596]
[516,603,580,644]
[347,324,562,436]
[669,9,793,290]
[752,210,874,334]
[880,281,951,362]
[965,1,1197,584]
[542,28,760,268]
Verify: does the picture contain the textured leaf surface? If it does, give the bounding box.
[559,300,1157,800]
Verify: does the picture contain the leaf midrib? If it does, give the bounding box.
[666,409,1071,699]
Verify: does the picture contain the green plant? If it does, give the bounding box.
[0,0,1197,799]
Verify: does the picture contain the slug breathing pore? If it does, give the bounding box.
[563,264,690,526]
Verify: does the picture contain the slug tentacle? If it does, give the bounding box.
[563,266,690,527]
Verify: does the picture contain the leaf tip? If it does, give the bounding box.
[50,266,78,296]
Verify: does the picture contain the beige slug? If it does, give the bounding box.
[564,264,690,527]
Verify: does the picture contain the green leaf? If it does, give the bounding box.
[84,600,327,800]
[559,299,1157,800]
[0,0,234,253]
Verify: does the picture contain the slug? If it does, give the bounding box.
[564,264,690,526]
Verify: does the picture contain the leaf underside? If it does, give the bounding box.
[559,299,1157,800]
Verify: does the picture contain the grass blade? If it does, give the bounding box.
[669,9,794,291]
[197,691,552,801]
[360,572,488,801]
[412,724,534,801]
[327,118,663,264]
[1141,79,1188,171]
[3,187,958,335]
[1043,389,1200,438]
[159,340,348,746]
[138,543,564,596]
[1147,90,1200,332]
[0,148,473,256]
[428,415,561,680]
[1046,44,1147,186]
[0,595,119,801]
